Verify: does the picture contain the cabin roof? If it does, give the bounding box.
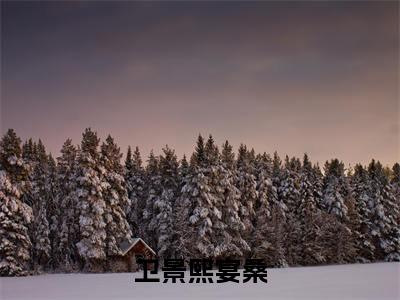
[119,238,156,256]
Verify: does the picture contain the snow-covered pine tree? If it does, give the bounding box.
[236,144,257,245]
[345,193,366,263]
[271,151,287,214]
[21,139,36,211]
[22,139,35,165]
[202,135,238,259]
[33,198,51,270]
[179,135,217,258]
[100,135,132,257]
[392,163,400,223]
[392,163,400,194]
[142,151,162,250]
[179,155,190,180]
[213,141,249,259]
[254,152,273,216]
[0,129,30,186]
[367,160,400,261]
[322,159,350,221]
[56,139,79,271]
[350,164,375,262]
[312,163,324,209]
[278,156,301,214]
[0,171,33,276]
[251,153,273,252]
[30,140,51,271]
[75,128,107,271]
[153,146,179,260]
[316,211,356,265]
[171,154,202,259]
[220,141,235,171]
[189,134,206,169]
[251,151,288,266]
[125,146,146,237]
[252,205,288,267]
[172,155,193,259]
[296,154,326,265]
[299,154,318,215]
[275,156,302,266]
[0,130,33,276]
[46,154,59,268]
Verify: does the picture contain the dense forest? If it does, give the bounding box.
[0,128,399,276]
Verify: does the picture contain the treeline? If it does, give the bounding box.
[0,128,399,276]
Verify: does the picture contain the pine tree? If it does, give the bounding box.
[0,129,30,194]
[236,144,257,244]
[30,140,51,271]
[154,146,179,260]
[22,139,35,164]
[179,155,190,180]
[299,154,318,215]
[56,139,79,271]
[142,151,162,250]
[350,164,375,262]
[75,128,107,271]
[278,156,301,214]
[171,155,191,258]
[46,154,59,268]
[317,212,356,264]
[252,153,273,251]
[271,151,287,213]
[125,146,146,237]
[33,198,51,270]
[252,205,288,267]
[312,163,324,209]
[0,130,32,276]
[179,135,217,258]
[322,159,350,221]
[391,163,400,224]
[274,156,302,266]
[100,135,132,257]
[190,134,206,168]
[214,141,249,258]
[368,160,400,261]
[0,171,33,276]
[296,154,325,265]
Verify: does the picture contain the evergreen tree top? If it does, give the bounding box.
[192,134,206,168]
[58,139,77,164]
[101,135,123,172]
[146,150,159,174]
[0,129,22,161]
[392,162,400,183]
[324,159,345,178]
[221,140,235,170]
[303,153,312,171]
[0,129,29,184]
[272,151,282,177]
[205,135,219,166]
[81,128,100,158]
[237,143,249,169]
[160,146,178,170]
[125,146,133,171]
[133,147,142,169]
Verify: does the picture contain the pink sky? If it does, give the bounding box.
[1,1,399,166]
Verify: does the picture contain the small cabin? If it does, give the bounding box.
[108,238,156,272]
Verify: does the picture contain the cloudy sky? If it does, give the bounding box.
[1,1,399,166]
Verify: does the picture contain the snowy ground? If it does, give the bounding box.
[1,262,399,300]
